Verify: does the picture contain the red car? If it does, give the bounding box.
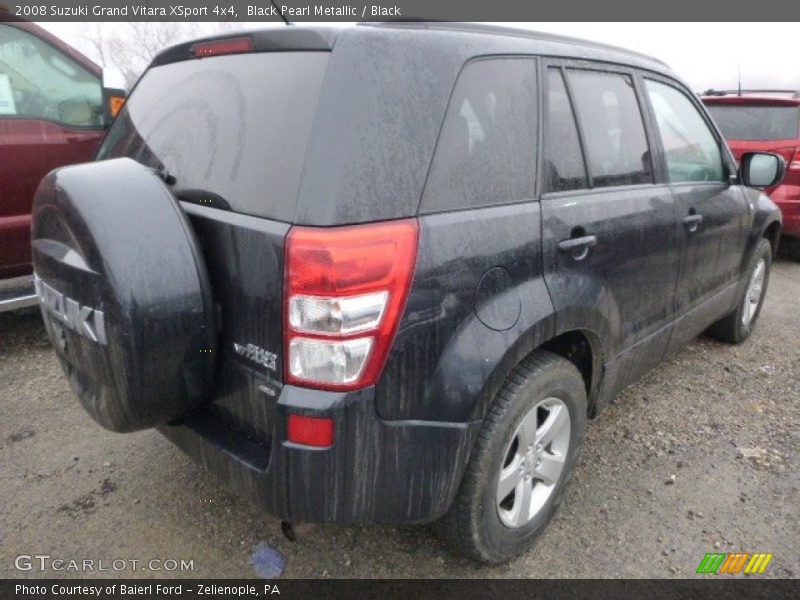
[703,90,800,260]
[0,15,123,311]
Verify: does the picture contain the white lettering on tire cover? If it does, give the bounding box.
[34,274,107,345]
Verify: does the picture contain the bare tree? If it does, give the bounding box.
[80,22,246,88]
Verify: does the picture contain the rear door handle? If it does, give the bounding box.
[558,235,597,261]
[683,213,704,232]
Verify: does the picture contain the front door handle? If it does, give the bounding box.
[683,213,704,232]
[558,235,597,261]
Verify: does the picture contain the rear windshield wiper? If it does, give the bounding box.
[147,167,230,210]
[175,189,232,212]
[150,166,177,186]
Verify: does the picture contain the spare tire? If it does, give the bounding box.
[31,158,217,432]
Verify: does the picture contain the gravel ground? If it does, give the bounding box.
[1,260,798,579]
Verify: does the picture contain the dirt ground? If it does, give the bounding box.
[1,260,798,579]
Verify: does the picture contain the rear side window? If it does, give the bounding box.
[705,104,800,141]
[421,58,537,213]
[544,68,587,192]
[646,80,724,183]
[97,52,329,221]
[568,70,653,188]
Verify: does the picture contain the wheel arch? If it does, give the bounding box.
[540,329,604,417]
[763,219,781,257]
[468,325,605,422]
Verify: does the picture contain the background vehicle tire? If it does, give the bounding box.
[707,238,772,344]
[780,236,800,262]
[435,351,587,563]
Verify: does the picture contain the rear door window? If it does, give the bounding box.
[705,104,800,141]
[421,58,537,213]
[567,69,653,188]
[544,68,588,193]
[97,52,329,221]
[645,79,725,183]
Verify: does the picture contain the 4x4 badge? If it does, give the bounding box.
[233,342,277,371]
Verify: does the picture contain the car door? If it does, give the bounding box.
[0,22,105,278]
[642,77,751,353]
[541,63,682,404]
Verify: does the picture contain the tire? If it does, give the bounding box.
[31,158,217,432]
[707,238,772,344]
[435,351,587,563]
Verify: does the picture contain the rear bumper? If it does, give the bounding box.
[158,385,480,524]
[771,185,800,237]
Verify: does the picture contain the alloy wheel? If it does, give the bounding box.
[496,397,571,528]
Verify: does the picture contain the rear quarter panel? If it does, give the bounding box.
[376,203,555,423]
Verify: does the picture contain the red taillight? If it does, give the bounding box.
[190,37,254,59]
[287,414,334,448]
[284,219,419,391]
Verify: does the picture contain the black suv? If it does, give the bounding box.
[31,23,783,563]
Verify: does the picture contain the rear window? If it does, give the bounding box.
[97,52,329,221]
[705,104,800,141]
[421,58,538,213]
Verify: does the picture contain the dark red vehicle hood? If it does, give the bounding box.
[702,96,800,163]
[725,139,797,163]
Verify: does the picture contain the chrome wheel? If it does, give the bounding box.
[742,258,766,327]
[496,397,571,528]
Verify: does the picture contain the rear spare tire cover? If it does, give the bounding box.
[31,158,217,432]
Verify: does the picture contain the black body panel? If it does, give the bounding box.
[160,385,480,523]
[180,203,288,444]
[378,203,555,422]
[542,184,682,407]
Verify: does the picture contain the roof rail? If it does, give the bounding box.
[361,22,669,68]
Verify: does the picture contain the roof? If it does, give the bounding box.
[361,22,669,69]
[151,22,673,77]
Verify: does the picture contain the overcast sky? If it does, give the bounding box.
[38,21,800,92]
